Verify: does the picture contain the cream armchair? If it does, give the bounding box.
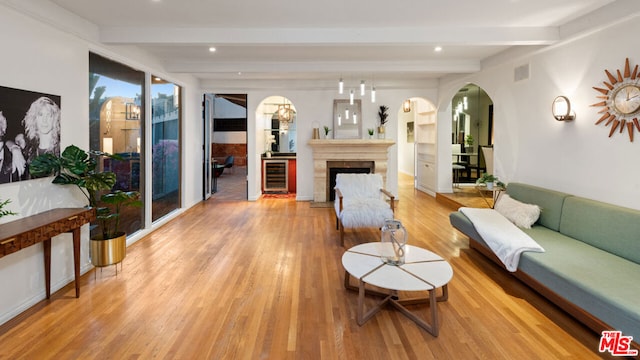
[334,173,395,246]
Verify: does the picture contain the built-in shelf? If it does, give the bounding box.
[415,108,437,195]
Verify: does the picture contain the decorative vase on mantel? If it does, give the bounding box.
[377,126,385,139]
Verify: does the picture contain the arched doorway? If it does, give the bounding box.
[256,96,297,197]
[451,84,493,185]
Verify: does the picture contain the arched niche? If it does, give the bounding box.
[256,96,297,154]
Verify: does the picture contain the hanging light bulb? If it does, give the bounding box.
[339,78,344,94]
[349,89,354,105]
[345,108,349,120]
[371,86,376,103]
[338,114,342,126]
[360,80,365,96]
[353,112,357,124]
[463,96,468,110]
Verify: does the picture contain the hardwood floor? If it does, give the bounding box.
[0,174,612,359]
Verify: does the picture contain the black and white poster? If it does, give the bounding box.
[0,85,61,184]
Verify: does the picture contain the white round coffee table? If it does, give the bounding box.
[342,242,453,336]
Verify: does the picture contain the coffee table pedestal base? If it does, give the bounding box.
[344,272,449,336]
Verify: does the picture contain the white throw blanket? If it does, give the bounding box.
[460,207,545,272]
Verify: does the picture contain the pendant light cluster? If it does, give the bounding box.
[339,77,376,103]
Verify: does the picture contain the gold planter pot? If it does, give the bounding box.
[90,232,126,267]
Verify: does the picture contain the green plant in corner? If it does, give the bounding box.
[29,144,141,240]
[0,198,17,219]
[465,134,474,147]
[29,144,117,208]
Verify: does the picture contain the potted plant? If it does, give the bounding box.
[476,173,504,190]
[367,128,375,138]
[29,144,141,267]
[323,125,331,138]
[378,105,389,138]
[465,134,474,152]
[91,190,141,267]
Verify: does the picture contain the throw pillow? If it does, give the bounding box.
[494,194,541,229]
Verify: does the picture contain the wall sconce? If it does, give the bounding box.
[552,96,575,121]
[125,103,141,120]
[403,99,411,113]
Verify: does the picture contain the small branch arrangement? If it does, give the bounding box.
[378,105,389,127]
[0,198,17,219]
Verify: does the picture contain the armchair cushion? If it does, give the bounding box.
[334,173,394,229]
[335,198,393,228]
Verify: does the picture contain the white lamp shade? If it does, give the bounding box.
[103,137,113,154]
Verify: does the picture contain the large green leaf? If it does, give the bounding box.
[28,153,62,178]
[85,171,116,193]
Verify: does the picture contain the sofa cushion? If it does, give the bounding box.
[559,197,640,265]
[519,226,640,341]
[506,183,571,231]
[494,194,540,228]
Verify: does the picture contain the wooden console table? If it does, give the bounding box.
[0,208,95,298]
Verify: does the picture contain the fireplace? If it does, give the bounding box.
[326,161,375,201]
[308,139,395,202]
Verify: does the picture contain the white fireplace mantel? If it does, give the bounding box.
[308,139,395,202]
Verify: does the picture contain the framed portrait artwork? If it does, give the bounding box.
[0,85,61,184]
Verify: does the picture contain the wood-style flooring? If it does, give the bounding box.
[0,174,612,359]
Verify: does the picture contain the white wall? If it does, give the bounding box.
[200,84,438,201]
[0,4,203,326]
[438,15,640,210]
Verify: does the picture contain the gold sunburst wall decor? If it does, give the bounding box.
[592,57,640,142]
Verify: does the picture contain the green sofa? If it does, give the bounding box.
[449,182,640,343]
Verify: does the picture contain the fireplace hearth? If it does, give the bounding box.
[308,139,395,202]
[326,161,375,201]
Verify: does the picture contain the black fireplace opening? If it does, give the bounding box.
[327,161,375,201]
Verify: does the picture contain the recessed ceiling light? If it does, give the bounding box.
[237,72,242,76]
[209,47,216,52]
[434,46,443,52]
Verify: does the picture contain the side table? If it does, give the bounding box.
[476,184,506,208]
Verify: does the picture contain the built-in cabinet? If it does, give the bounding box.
[414,103,437,195]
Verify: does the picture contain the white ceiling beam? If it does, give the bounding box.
[164,59,481,74]
[100,26,559,46]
